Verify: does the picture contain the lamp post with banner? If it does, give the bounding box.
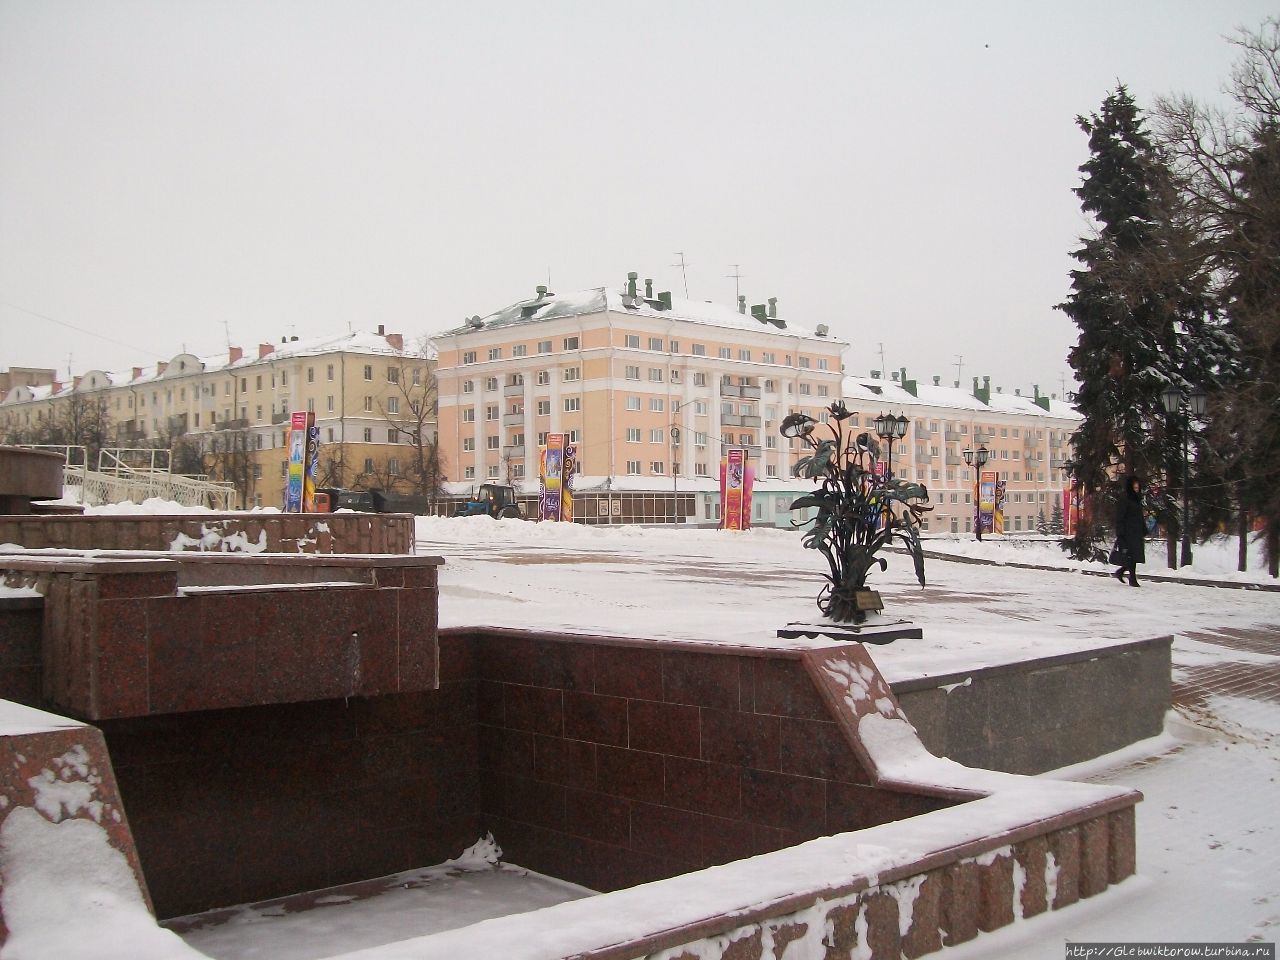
[962,445,990,541]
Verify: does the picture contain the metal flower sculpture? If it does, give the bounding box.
[783,401,932,623]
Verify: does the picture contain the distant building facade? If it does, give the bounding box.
[0,330,435,508]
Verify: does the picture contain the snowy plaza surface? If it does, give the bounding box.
[156,519,1280,958]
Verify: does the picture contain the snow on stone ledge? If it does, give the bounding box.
[0,700,85,738]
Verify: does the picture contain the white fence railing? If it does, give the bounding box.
[16,445,239,510]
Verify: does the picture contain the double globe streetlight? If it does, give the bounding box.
[1159,386,1208,568]
[872,412,909,477]
[962,445,990,541]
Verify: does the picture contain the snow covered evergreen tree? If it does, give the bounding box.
[1036,509,1049,535]
[1049,499,1065,536]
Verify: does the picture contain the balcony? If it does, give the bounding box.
[720,413,762,428]
[721,443,763,460]
[504,384,525,397]
[502,413,525,427]
[944,430,962,442]
[271,411,290,425]
[216,418,250,431]
[504,445,525,458]
[720,384,762,400]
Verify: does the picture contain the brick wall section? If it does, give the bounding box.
[0,512,414,555]
[459,629,956,893]
[99,633,479,920]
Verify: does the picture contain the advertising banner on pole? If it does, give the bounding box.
[304,419,320,513]
[562,442,577,523]
[285,411,309,512]
[720,448,749,530]
[978,470,997,535]
[538,433,566,522]
[994,478,1007,535]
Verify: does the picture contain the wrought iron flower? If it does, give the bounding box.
[780,412,817,439]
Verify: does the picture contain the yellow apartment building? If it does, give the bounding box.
[433,278,849,487]
[0,328,433,508]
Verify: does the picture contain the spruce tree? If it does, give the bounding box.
[1036,509,1049,535]
[1058,87,1214,561]
[1049,499,1065,536]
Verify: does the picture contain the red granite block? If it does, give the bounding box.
[701,814,756,867]
[780,717,869,783]
[595,645,663,701]
[701,708,780,771]
[663,755,742,818]
[375,567,406,588]
[477,681,504,725]
[564,691,628,746]
[770,922,812,960]
[1108,806,1137,883]
[478,634,536,685]
[1048,826,1081,909]
[96,570,177,600]
[402,565,438,588]
[752,657,828,719]
[478,724,535,777]
[741,768,826,833]
[532,639,595,691]
[750,822,811,855]
[628,699,700,758]
[977,850,1015,932]
[397,635,438,691]
[902,871,944,959]
[630,801,704,859]
[940,860,980,946]
[597,746,666,804]
[396,586,437,640]
[565,788,631,846]
[1016,836,1050,918]
[483,773,566,830]
[534,735,597,788]
[504,684,563,736]
[438,634,475,684]
[720,929,764,960]
[1080,816,1110,898]
[825,902,861,957]
[863,890,902,960]
[662,650,741,710]
[95,598,151,717]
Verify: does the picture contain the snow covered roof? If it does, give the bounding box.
[436,286,843,344]
[843,376,1081,422]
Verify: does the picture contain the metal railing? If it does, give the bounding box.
[16,445,238,510]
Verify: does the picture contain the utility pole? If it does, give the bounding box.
[672,252,690,298]
[878,342,887,377]
[954,354,964,389]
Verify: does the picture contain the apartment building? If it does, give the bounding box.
[433,277,849,487]
[0,329,431,507]
[841,370,1080,534]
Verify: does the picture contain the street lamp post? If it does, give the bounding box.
[1160,386,1208,567]
[669,424,680,524]
[873,412,910,478]
[962,445,990,541]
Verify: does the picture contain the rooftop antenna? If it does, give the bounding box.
[1059,371,1068,398]
[67,353,73,378]
[672,251,690,299]
[725,264,742,302]
[222,320,232,350]
[954,354,964,388]
[877,342,887,379]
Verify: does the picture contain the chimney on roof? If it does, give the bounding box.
[73,375,82,389]
[984,376,991,390]
[157,361,168,375]
[259,343,274,359]
[385,332,404,351]
[132,367,142,381]
[645,278,653,299]
[997,386,1003,394]
[377,324,385,335]
[229,346,243,364]
[933,376,941,386]
[1014,388,1021,396]
[290,336,298,342]
[51,381,62,394]
[738,295,746,315]
[973,375,991,405]
[536,285,547,299]
[658,291,672,311]
[891,371,900,382]
[627,272,638,298]
[767,297,777,319]
[871,370,881,379]
[750,304,768,323]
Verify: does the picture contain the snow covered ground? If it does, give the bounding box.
[156,518,1280,957]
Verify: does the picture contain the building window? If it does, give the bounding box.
[388,428,398,443]
[465,465,475,479]
[486,405,499,421]
[462,352,476,365]
[487,436,500,449]
[817,385,828,397]
[364,457,375,473]
[360,427,371,442]
[463,437,475,451]
[488,347,502,361]
[695,432,708,446]
[626,460,641,475]
[537,400,551,416]
[327,364,334,380]
[537,370,550,385]
[625,335,640,348]
[693,373,706,387]
[388,458,400,476]
[649,337,664,351]
[626,396,641,411]
[306,398,314,412]
[563,336,579,350]
[625,365,640,380]
[648,368,663,382]
[364,364,374,380]
[537,432,548,445]
[649,398,664,412]
[651,461,665,474]
[463,408,475,422]
[305,369,312,385]
[327,395,334,412]
[513,344,527,357]
[763,352,776,364]
[766,464,777,477]
[537,340,552,354]
[564,398,580,412]
[799,357,810,369]
[739,349,751,362]
[364,396,373,412]
[650,428,664,443]
[463,380,474,394]
[626,428,641,442]
[799,383,811,395]
[563,367,580,382]
[387,397,400,414]
[818,358,829,370]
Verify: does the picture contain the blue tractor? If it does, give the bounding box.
[455,483,525,519]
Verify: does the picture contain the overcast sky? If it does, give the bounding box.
[1,1,1273,399]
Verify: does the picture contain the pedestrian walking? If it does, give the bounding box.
[1112,475,1146,587]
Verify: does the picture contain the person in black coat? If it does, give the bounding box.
[1113,475,1146,587]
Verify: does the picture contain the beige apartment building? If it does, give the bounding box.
[0,328,432,508]
[433,279,848,487]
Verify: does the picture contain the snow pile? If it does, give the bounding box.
[84,498,216,516]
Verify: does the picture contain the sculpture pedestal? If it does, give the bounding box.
[777,618,922,644]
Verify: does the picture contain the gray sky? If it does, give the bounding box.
[1,1,1273,398]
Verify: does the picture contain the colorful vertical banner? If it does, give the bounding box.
[1063,486,1079,537]
[562,442,577,523]
[994,478,1007,535]
[304,419,320,512]
[720,448,749,530]
[538,433,566,522]
[285,411,309,512]
[978,470,997,535]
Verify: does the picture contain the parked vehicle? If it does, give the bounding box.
[327,488,432,515]
[455,483,524,519]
